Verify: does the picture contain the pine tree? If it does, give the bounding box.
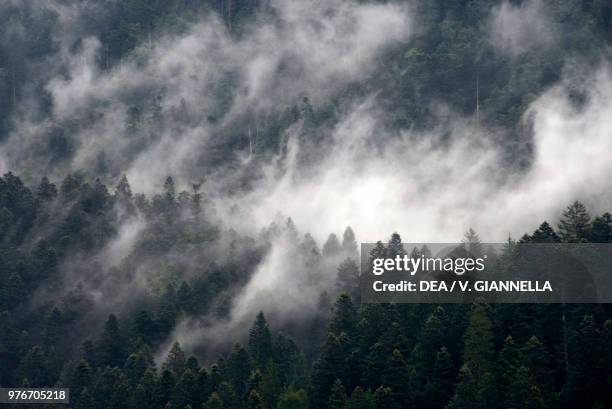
[505,366,544,409]
[124,352,150,385]
[324,234,342,257]
[225,344,251,397]
[381,349,410,407]
[158,370,176,408]
[368,241,387,274]
[217,381,240,409]
[589,213,612,242]
[37,177,57,201]
[18,346,51,386]
[335,258,360,301]
[521,336,552,399]
[447,304,495,409]
[172,368,198,409]
[311,334,344,409]
[204,392,224,409]
[277,387,308,409]
[90,367,130,409]
[496,336,522,407]
[386,233,405,258]
[563,315,603,407]
[342,227,358,256]
[558,201,591,242]
[497,336,521,392]
[163,341,186,376]
[328,379,348,409]
[131,368,159,409]
[329,294,357,338]
[372,386,397,409]
[71,359,93,398]
[530,222,560,243]
[164,176,176,202]
[247,389,264,409]
[115,175,132,199]
[348,386,369,409]
[96,314,127,368]
[424,347,454,409]
[248,312,273,370]
[462,228,483,257]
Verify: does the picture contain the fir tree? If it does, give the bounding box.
[323,234,342,257]
[328,379,348,409]
[163,342,186,376]
[248,312,273,370]
[558,201,591,242]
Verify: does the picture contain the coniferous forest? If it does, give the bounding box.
[1,0,612,409]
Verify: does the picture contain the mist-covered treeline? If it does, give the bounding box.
[1,173,612,409]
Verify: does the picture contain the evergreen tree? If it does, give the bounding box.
[335,258,360,301]
[424,347,454,409]
[248,312,273,370]
[131,368,159,409]
[386,233,405,258]
[462,228,483,257]
[163,341,186,376]
[172,368,198,409]
[372,386,397,409]
[96,314,127,368]
[381,349,411,407]
[590,213,612,242]
[124,352,150,385]
[204,392,224,409]
[323,234,342,257]
[342,227,358,257]
[158,369,176,408]
[247,389,265,409]
[71,359,93,398]
[447,304,495,409]
[368,241,387,274]
[277,387,308,409]
[225,344,251,397]
[90,367,130,409]
[18,346,51,386]
[348,386,369,409]
[37,177,57,201]
[530,222,560,243]
[328,379,348,409]
[217,381,240,409]
[329,294,358,338]
[558,201,591,242]
[164,176,176,202]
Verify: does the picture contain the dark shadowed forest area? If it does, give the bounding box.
[1,0,612,408]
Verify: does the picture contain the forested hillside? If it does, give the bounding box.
[2,0,612,408]
[1,173,612,409]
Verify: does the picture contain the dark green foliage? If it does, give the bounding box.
[335,259,360,302]
[328,379,348,409]
[248,312,273,370]
[163,341,186,376]
[96,314,127,368]
[329,294,358,338]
